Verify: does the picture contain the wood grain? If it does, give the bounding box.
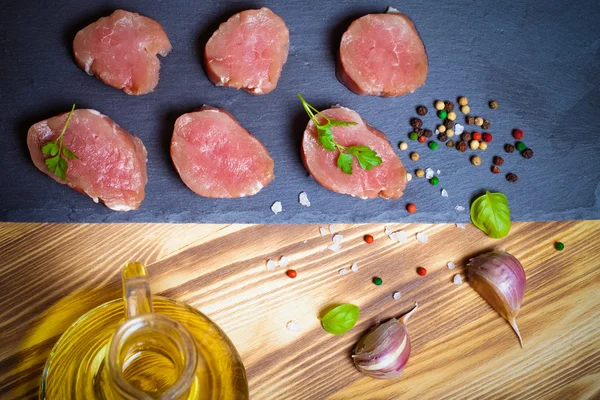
[0,221,599,399]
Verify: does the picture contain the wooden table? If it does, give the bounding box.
[1,221,599,399]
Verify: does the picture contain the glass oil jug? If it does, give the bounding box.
[40,262,249,399]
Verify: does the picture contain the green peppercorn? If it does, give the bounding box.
[409,132,419,140]
[428,141,439,150]
[430,176,439,185]
[373,277,383,286]
[437,110,448,119]
[516,141,527,152]
[555,242,565,251]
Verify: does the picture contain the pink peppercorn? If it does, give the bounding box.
[482,133,493,143]
[513,129,524,140]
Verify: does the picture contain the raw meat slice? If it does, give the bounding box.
[302,106,406,199]
[171,106,274,198]
[338,9,428,97]
[27,109,148,211]
[73,9,172,95]
[204,8,289,95]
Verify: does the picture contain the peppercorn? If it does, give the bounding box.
[416,128,424,136]
[474,117,484,126]
[479,141,488,150]
[460,105,471,114]
[445,101,455,112]
[410,152,420,161]
[438,132,448,142]
[481,120,491,130]
[466,115,475,125]
[555,242,565,251]
[364,234,374,244]
[373,277,383,286]
[456,141,467,152]
[434,100,445,110]
[489,100,498,109]
[399,141,408,151]
[458,96,468,106]
[418,135,427,143]
[462,132,472,142]
[416,267,427,276]
[513,129,524,140]
[423,129,433,138]
[407,203,417,213]
[409,132,418,141]
[446,129,454,138]
[470,140,480,150]
[472,132,482,141]
[516,141,526,152]
[446,140,455,148]
[415,169,425,178]
[470,155,482,166]
[428,141,439,150]
[506,173,519,183]
[430,176,439,185]
[437,110,448,119]
[505,143,515,153]
[410,118,423,129]
[437,124,447,133]
[491,165,500,174]
[416,105,428,116]
[482,133,493,143]
[447,111,457,121]
[444,119,454,129]
[406,173,413,182]
[286,269,297,279]
[522,148,534,159]
[493,156,504,166]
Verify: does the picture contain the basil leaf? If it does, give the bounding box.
[470,191,511,238]
[321,303,360,335]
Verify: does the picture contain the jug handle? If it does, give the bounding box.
[122,262,153,318]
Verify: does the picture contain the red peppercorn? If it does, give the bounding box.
[513,129,524,140]
[472,132,482,141]
[286,269,297,279]
[416,267,427,276]
[418,135,427,143]
[482,133,493,142]
[364,234,374,244]
[407,203,417,213]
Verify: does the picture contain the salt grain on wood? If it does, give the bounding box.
[319,227,328,236]
[266,259,277,270]
[385,225,393,235]
[328,243,342,252]
[351,263,359,272]
[453,274,463,285]
[456,223,466,229]
[338,268,349,275]
[278,256,288,267]
[286,320,301,332]
[329,225,337,233]
[416,232,429,243]
[393,291,401,300]
[447,261,456,269]
[333,234,344,244]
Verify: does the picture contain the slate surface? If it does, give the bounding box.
[0,0,599,223]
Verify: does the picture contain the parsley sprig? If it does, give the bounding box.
[41,104,78,181]
[298,94,382,174]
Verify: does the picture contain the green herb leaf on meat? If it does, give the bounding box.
[470,191,512,238]
[41,104,78,181]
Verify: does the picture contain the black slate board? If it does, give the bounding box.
[1,0,599,223]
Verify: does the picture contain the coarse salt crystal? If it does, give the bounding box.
[303,240,308,244]
[328,243,342,252]
[266,259,277,270]
[437,169,441,174]
[299,192,311,207]
[385,225,393,235]
[455,205,466,212]
[425,168,435,179]
[286,320,301,332]
[416,232,428,243]
[351,263,359,272]
[455,124,464,135]
[333,234,344,244]
[271,201,282,214]
[456,223,466,229]
[329,224,337,233]
[319,227,328,236]
[453,274,463,285]
[441,189,448,197]
[389,232,399,242]
[338,268,349,275]
[392,291,401,300]
[396,230,408,244]
[278,256,288,267]
[447,261,456,269]
[435,129,440,135]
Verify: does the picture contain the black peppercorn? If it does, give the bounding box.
[504,144,515,153]
[491,166,500,174]
[416,106,428,116]
[423,129,433,138]
[493,156,504,166]
[443,119,454,129]
[456,141,468,152]
[506,173,518,183]
[466,115,475,125]
[481,119,491,130]
[438,132,448,142]
[522,148,534,159]
[462,132,472,142]
[410,118,423,129]
[444,102,455,112]
[415,128,424,136]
